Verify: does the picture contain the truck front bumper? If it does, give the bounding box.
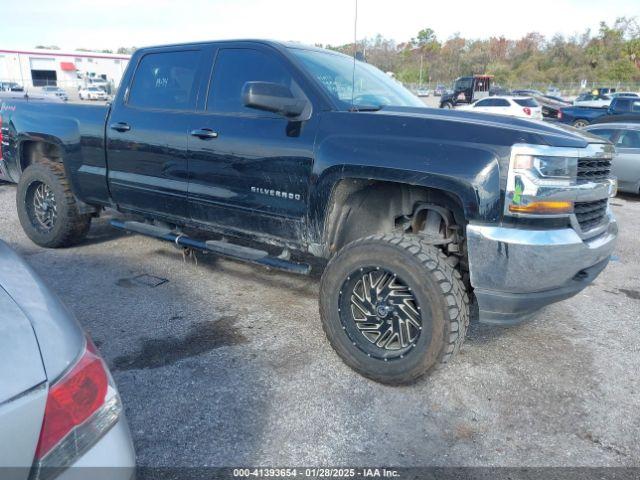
[466,213,618,325]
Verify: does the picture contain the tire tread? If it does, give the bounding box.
[319,233,469,384]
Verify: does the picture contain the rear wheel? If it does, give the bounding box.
[441,102,454,109]
[17,162,92,248]
[319,234,469,384]
[572,119,589,128]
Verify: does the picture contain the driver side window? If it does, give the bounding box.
[207,48,296,116]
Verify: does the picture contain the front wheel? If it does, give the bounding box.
[441,102,453,109]
[319,234,469,384]
[17,162,92,248]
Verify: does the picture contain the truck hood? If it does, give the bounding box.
[375,106,607,148]
[0,241,84,383]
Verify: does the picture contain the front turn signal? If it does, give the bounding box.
[508,201,574,215]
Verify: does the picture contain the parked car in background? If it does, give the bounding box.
[433,84,447,96]
[489,85,510,96]
[458,96,543,119]
[0,81,24,92]
[41,86,68,102]
[546,86,562,97]
[559,97,640,127]
[595,87,616,96]
[511,89,544,97]
[584,123,640,194]
[416,88,431,97]
[0,241,135,480]
[573,92,612,108]
[543,94,571,105]
[79,86,108,100]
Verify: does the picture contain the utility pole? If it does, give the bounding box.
[419,54,424,87]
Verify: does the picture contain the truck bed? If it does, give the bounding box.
[0,98,111,203]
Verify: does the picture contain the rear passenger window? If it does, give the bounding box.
[207,48,294,114]
[128,50,200,110]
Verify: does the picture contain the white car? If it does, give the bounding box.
[459,96,543,120]
[41,86,68,101]
[79,87,108,101]
[573,93,611,108]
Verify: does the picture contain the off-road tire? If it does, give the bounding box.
[17,161,92,248]
[441,102,454,109]
[319,234,469,384]
[572,119,589,128]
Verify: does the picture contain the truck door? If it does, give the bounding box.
[186,45,316,242]
[106,48,205,218]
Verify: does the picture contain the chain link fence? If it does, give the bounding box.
[407,81,640,98]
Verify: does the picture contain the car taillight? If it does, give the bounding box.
[31,337,122,480]
[523,107,532,116]
[558,110,563,120]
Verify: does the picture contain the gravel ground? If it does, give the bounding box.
[0,182,638,468]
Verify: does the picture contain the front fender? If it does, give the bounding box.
[308,132,503,246]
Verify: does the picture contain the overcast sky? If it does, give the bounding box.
[3,0,639,52]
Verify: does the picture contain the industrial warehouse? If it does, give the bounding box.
[0,47,130,93]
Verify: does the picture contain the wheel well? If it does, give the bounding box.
[20,141,63,173]
[324,179,467,256]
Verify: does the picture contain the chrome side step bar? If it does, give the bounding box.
[110,220,311,275]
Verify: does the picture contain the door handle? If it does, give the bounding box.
[110,122,131,132]
[190,128,218,140]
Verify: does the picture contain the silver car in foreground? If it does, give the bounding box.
[585,123,640,194]
[0,241,135,480]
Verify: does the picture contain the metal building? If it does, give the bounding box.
[0,48,130,92]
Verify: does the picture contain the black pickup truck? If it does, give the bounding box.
[0,40,618,384]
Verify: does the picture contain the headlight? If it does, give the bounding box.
[506,145,579,217]
[512,155,578,181]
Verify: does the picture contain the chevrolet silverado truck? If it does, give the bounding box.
[0,40,618,384]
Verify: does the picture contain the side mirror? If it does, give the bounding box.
[242,81,307,118]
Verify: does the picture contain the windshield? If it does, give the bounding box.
[290,48,423,110]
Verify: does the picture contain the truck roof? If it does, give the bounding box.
[135,39,344,56]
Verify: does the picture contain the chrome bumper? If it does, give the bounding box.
[467,212,618,324]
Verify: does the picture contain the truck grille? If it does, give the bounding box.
[577,157,611,183]
[574,199,608,231]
